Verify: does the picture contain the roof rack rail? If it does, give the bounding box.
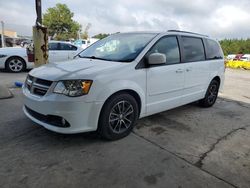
[167,30,209,37]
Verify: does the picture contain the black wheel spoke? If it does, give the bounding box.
[118,121,122,132]
[121,120,128,128]
[113,120,120,131]
[124,117,131,124]
[124,105,133,116]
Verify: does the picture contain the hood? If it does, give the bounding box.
[29,58,126,81]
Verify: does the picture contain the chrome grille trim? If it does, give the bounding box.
[25,75,53,96]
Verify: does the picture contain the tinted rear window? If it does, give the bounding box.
[49,43,59,50]
[60,43,78,51]
[182,37,205,62]
[205,39,223,60]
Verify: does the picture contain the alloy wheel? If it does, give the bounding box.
[109,100,134,134]
[8,58,24,72]
[207,84,218,104]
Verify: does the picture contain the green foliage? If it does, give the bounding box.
[220,39,250,56]
[43,3,81,40]
[92,33,110,39]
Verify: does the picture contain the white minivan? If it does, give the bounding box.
[23,31,225,140]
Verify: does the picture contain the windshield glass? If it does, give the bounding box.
[78,33,157,62]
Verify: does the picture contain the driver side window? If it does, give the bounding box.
[148,36,180,64]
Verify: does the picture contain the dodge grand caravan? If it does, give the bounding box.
[23,30,225,140]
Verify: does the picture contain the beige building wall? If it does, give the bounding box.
[0,30,17,38]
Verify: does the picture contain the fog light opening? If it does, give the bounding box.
[61,118,66,126]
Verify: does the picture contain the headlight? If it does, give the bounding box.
[53,80,92,97]
[0,55,7,58]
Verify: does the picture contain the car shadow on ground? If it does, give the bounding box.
[14,96,250,145]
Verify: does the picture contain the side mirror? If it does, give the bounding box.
[148,53,166,65]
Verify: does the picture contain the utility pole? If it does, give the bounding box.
[36,0,42,25]
[1,21,5,48]
[29,0,48,67]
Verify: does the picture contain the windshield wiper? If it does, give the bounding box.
[79,55,111,61]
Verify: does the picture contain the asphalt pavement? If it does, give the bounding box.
[0,69,250,188]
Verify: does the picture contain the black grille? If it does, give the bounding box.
[34,88,47,96]
[25,75,53,96]
[36,78,53,87]
[25,106,70,128]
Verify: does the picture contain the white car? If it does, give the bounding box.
[23,31,225,140]
[0,41,82,72]
[227,54,236,60]
[74,38,99,49]
[240,54,250,62]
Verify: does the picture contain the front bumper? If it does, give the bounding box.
[23,87,104,134]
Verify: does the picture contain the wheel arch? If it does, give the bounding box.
[212,76,221,85]
[102,89,142,117]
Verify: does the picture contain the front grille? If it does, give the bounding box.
[25,106,70,128]
[26,75,53,96]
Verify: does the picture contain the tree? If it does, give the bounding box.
[220,38,250,55]
[43,3,81,40]
[92,33,110,39]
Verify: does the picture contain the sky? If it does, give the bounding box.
[0,0,250,39]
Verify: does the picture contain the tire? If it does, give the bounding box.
[98,93,139,140]
[199,79,220,107]
[6,56,26,73]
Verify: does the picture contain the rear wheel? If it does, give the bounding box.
[98,93,139,140]
[199,79,220,107]
[6,57,25,73]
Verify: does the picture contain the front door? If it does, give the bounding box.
[146,36,185,115]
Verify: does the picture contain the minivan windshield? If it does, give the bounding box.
[78,33,157,62]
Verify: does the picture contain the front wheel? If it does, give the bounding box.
[98,93,139,140]
[199,79,220,107]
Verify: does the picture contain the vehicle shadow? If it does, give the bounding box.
[2,94,250,150]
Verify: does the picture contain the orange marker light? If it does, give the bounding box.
[81,81,92,94]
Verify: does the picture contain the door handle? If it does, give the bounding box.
[176,69,184,73]
[186,68,192,72]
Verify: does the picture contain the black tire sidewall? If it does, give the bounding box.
[98,93,139,140]
[6,57,25,73]
[200,80,219,107]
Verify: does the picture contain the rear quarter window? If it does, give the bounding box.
[204,39,224,60]
[182,37,205,62]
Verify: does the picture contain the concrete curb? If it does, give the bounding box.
[0,85,13,99]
